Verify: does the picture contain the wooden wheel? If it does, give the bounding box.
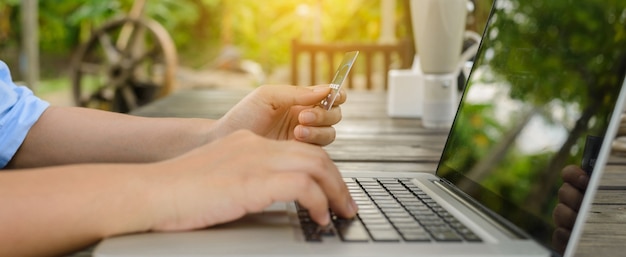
[70,17,177,113]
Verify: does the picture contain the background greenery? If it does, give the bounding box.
[0,1,384,78]
[0,0,492,81]
[440,0,626,247]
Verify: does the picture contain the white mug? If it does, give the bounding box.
[421,73,459,128]
[411,0,477,74]
[411,0,480,128]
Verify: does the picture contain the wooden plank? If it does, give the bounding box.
[575,221,626,257]
[585,205,626,223]
[131,89,249,118]
[599,165,626,189]
[591,190,626,205]
[327,134,444,162]
[608,154,626,165]
[574,190,626,256]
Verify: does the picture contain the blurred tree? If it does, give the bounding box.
[0,0,411,76]
[484,0,626,210]
[443,0,626,229]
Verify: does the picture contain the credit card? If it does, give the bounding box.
[320,51,359,110]
[581,135,603,175]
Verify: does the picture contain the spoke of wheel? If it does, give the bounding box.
[137,47,159,63]
[82,80,115,106]
[120,86,138,110]
[76,62,107,106]
[128,47,160,71]
[127,45,164,88]
[98,33,121,63]
[121,23,145,57]
[78,62,105,75]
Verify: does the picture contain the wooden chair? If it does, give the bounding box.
[290,39,414,90]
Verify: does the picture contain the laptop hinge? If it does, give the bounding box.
[432,179,527,239]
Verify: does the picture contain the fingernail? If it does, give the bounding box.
[300,111,316,123]
[321,213,331,226]
[313,86,328,92]
[348,198,358,215]
[578,175,589,187]
[297,126,310,138]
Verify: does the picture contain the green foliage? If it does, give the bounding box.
[66,0,123,26]
[2,0,20,5]
[1,0,411,73]
[440,0,626,231]
[194,0,409,70]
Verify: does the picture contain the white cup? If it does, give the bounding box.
[410,0,480,128]
[421,73,459,128]
[410,0,469,74]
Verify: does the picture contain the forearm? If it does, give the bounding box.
[0,163,161,257]
[7,106,215,168]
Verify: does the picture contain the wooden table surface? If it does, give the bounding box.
[128,88,626,257]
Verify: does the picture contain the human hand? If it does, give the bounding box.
[211,85,346,146]
[552,165,589,253]
[147,130,357,231]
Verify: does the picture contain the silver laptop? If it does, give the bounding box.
[94,0,626,256]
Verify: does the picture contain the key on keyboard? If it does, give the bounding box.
[296,177,482,243]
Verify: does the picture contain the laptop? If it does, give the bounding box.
[94,0,626,256]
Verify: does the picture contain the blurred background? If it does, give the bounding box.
[0,0,491,107]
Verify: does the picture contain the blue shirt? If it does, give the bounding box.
[0,61,49,168]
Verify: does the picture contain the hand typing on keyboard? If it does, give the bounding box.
[0,64,357,256]
[297,178,482,243]
[147,130,359,231]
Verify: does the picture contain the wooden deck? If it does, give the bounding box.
[125,88,626,257]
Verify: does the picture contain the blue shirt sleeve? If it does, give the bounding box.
[0,61,50,168]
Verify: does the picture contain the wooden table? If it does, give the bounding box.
[129,88,626,257]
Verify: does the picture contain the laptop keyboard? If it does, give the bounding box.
[296,177,482,243]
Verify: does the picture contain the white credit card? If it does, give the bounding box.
[320,51,359,110]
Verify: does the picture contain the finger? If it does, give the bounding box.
[268,172,331,225]
[258,85,331,110]
[292,144,356,218]
[294,125,336,146]
[298,106,342,126]
[552,227,571,254]
[274,142,356,218]
[333,89,347,106]
[552,203,578,230]
[558,183,584,211]
[310,85,347,107]
[561,165,589,191]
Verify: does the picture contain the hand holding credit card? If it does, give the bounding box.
[320,51,359,110]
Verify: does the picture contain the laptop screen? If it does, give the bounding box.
[437,0,626,255]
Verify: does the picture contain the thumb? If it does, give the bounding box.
[260,85,330,109]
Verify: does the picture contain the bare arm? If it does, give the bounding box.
[6,106,215,168]
[0,162,159,257]
[0,131,356,257]
[7,85,343,169]
[0,85,354,256]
